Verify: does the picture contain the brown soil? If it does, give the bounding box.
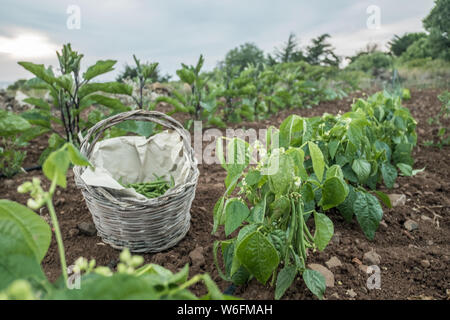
[1,88,449,300]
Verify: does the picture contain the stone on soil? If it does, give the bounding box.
[325,256,342,269]
[363,249,381,265]
[404,219,419,231]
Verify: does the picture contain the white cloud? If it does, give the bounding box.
[0,30,58,59]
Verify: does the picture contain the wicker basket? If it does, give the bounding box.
[73,110,199,253]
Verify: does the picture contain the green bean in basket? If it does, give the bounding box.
[120,175,175,199]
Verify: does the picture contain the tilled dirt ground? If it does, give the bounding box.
[1,88,448,300]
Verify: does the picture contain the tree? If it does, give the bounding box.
[423,0,450,61]
[221,43,266,72]
[305,34,340,67]
[389,32,428,57]
[274,33,305,63]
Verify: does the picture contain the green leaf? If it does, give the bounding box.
[212,196,225,234]
[308,142,325,182]
[245,170,261,186]
[79,82,132,99]
[0,200,51,263]
[83,60,116,81]
[21,109,51,129]
[224,199,250,236]
[23,97,50,111]
[396,163,412,176]
[17,62,56,85]
[117,121,155,137]
[0,111,31,135]
[313,212,334,251]
[353,192,383,240]
[321,177,348,210]
[373,190,392,208]
[66,143,91,167]
[381,163,397,188]
[326,164,343,180]
[352,159,371,184]
[303,269,326,300]
[224,138,250,193]
[89,94,130,112]
[176,68,195,85]
[275,265,297,300]
[236,231,279,284]
[337,185,356,222]
[268,151,294,195]
[328,140,339,159]
[42,145,71,188]
[279,115,303,148]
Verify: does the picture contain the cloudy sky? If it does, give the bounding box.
[0,0,436,83]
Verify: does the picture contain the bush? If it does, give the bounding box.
[400,38,432,61]
[347,52,392,76]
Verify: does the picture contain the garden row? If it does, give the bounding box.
[1,44,357,178]
[212,90,421,299]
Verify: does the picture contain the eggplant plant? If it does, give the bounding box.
[18,43,132,162]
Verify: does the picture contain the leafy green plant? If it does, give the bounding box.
[0,144,231,300]
[425,91,450,148]
[18,43,132,162]
[153,55,224,128]
[127,55,159,109]
[212,137,345,300]
[0,110,35,177]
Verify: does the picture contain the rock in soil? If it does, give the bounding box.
[77,222,97,236]
[420,260,431,268]
[346,289,357,298]
[308,264,335,288]
[388,194,406,207]
[404,219,419,232]
[325,256,342,269]
[189,246,205,267]
[363,249,381,265]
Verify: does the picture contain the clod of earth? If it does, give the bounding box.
[77,221,97,236]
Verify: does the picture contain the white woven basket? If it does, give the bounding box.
[73,110,199,253]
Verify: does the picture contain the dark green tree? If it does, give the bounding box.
[221,43,266,72]
[388,32,428,57]
[423,0,450,61]
[305,34,340,67]
[274,33,306,63]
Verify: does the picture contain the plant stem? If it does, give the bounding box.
[47,176,68,285]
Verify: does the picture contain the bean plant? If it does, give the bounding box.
[213,91,420,299]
